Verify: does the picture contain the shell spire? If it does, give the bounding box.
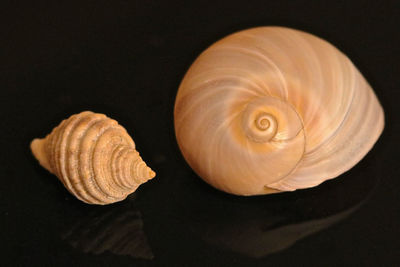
[30,111,155,205]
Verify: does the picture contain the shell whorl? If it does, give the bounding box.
[174,26,384,195]
[31,111,155,205]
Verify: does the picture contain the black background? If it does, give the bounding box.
[1,1,399,266]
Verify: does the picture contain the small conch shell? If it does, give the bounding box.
[174,26,384,196]
[31,111,155,205]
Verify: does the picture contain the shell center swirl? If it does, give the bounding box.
[255,113,274,131]
[242,101,279,143]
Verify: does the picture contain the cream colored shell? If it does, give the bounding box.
[31,111,155,204]
[174,26,384,195]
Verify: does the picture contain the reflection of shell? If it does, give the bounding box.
[31,111,155,205]
[174,26,384,195]
[62,201,154,259]
[186,167,377,258]
[201,207,355,258]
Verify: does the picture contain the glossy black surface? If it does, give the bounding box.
[1,1,399,266]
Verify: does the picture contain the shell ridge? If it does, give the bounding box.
[87,124,123,203]
[117,147,133,189]
[53,119,69,180]
[48,122,63,175]
[99,130,126,200]
[76,118,112,204]
[110,145,131,191]
[61,112,97,200]
[66,115,107,203]
[92,126,132,201]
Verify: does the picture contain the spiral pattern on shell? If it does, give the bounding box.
[174,26,384,195]
[31,111,155,204]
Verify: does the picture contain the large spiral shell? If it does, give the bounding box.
[174,26,384,195]
[31,111,155,204]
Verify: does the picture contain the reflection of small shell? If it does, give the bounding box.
[174,26,384,195]
[31,111,155,205]
[62,202,153,259]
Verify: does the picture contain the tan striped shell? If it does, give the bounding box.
[174,26,384,196]
[31,111,155,205]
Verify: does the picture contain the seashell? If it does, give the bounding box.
[31,111,155,205]
[174,26,384,196]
